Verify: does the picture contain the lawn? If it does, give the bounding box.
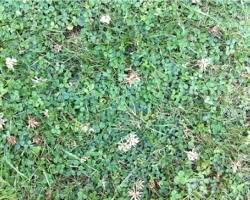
[0,0,249,199]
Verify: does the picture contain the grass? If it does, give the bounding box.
[0,0,249,199]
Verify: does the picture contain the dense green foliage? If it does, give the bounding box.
[0,0,249,199]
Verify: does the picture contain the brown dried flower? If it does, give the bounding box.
[7,136,17,145]
[124,70,141,86]
[32,136,43,145]
[148,179,160,190]
[208,26,221,37]
[27,117,40,129]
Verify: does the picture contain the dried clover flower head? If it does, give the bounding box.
[27,117,40,129]
[124,70,141,86]
[32,136,43,145]
[7,136,17,145]
[208,26,221,37]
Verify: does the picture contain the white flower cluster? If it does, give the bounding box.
[128,180,144,200]
[118,133,139,152]
[5,57,17,70]
[100,15,111,24]
[186,150,199,161]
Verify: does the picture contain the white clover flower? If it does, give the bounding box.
[128,187,142,200]
[100,15,111,24]
[186,150,199,161]
[128,180,144,200]
[118,133,139,152]
[196,58,211,72]
[192,0,201,4]
[5,57,17,70]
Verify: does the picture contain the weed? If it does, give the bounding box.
[0,0,249,199]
